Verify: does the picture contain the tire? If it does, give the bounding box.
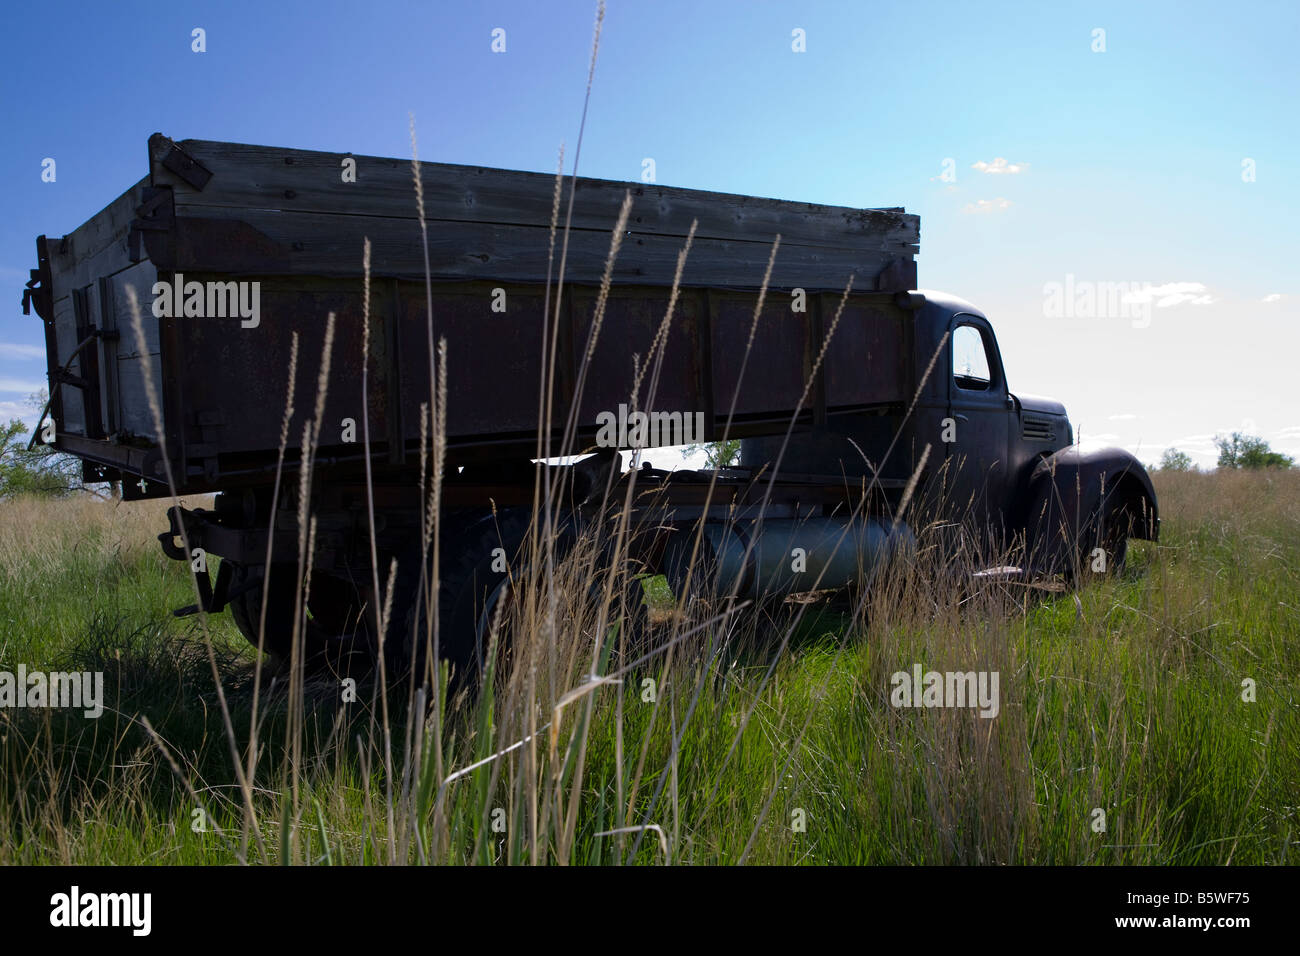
[385,509,661,696]
[225,562,369,666]
[387,510,540,693]
[1099,496,1132,573]
[1075,495,1132,581]
[227,562,300,658]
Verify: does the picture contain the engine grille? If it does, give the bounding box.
[1022,415,1056,442]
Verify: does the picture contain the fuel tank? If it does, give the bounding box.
[667,516,915,598]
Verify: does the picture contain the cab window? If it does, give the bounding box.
[952,324,991,391]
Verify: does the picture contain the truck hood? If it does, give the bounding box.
[1015,393,1068,417]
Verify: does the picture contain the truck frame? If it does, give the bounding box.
[22,134,1158,683]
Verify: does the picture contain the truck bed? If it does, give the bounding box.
[24,134,920,495]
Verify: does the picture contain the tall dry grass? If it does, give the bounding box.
[1,464,1297,863]
[0,495,211,582]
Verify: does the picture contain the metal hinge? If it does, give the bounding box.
[159,140,213,190]
[128,186,175,262]
[21,236,54,319]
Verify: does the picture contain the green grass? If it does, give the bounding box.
[1,469,1296,864]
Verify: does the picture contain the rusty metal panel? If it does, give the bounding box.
[89,279,914,467]
[169,278,376,458]
[395,281,549,440]
[709,293,810,417]
[823,298,907,409]
[568,287,705,429]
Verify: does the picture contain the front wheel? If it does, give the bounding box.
[1075,496,1132,581]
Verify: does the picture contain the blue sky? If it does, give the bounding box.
[3,0,1296,467]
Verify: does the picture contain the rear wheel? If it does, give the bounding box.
[370,506,677,700]
[388,510,539,693]
[225,562,371,668]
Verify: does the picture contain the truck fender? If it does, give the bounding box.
[1021,446,1159,574]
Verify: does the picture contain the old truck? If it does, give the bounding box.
[21,134,1158,682]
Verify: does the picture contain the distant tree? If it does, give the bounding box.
[682,438,742,469]
[0,418,82,498]
[0,390,87,499]
[1214,432,1294,470]
[1157,447,1194,471]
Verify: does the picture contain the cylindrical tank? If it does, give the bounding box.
[666,515,914,599]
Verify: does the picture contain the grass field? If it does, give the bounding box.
[0,468,1296,864]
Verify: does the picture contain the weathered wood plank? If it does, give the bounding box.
[47,177,149,294]
[51,295,86,435]
[108,262,163,441]
[149,136,919,257]
[151,204,914,292]
[38,133,924,476]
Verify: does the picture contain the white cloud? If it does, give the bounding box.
[0,399,38,423]
[1108,413,1138,421]
[1158,293,1214,307]
[962,197,1012,214]
[0,377,45,394]
[972,157,1028,175]
[1262,293,1284,303]
[0,342,47,360]
[1122,282,1213,308]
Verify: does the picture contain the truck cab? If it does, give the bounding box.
[742,289,1157,574]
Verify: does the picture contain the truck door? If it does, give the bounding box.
[944,315,1014,543]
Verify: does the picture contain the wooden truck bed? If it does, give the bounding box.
[24,134,919,494]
